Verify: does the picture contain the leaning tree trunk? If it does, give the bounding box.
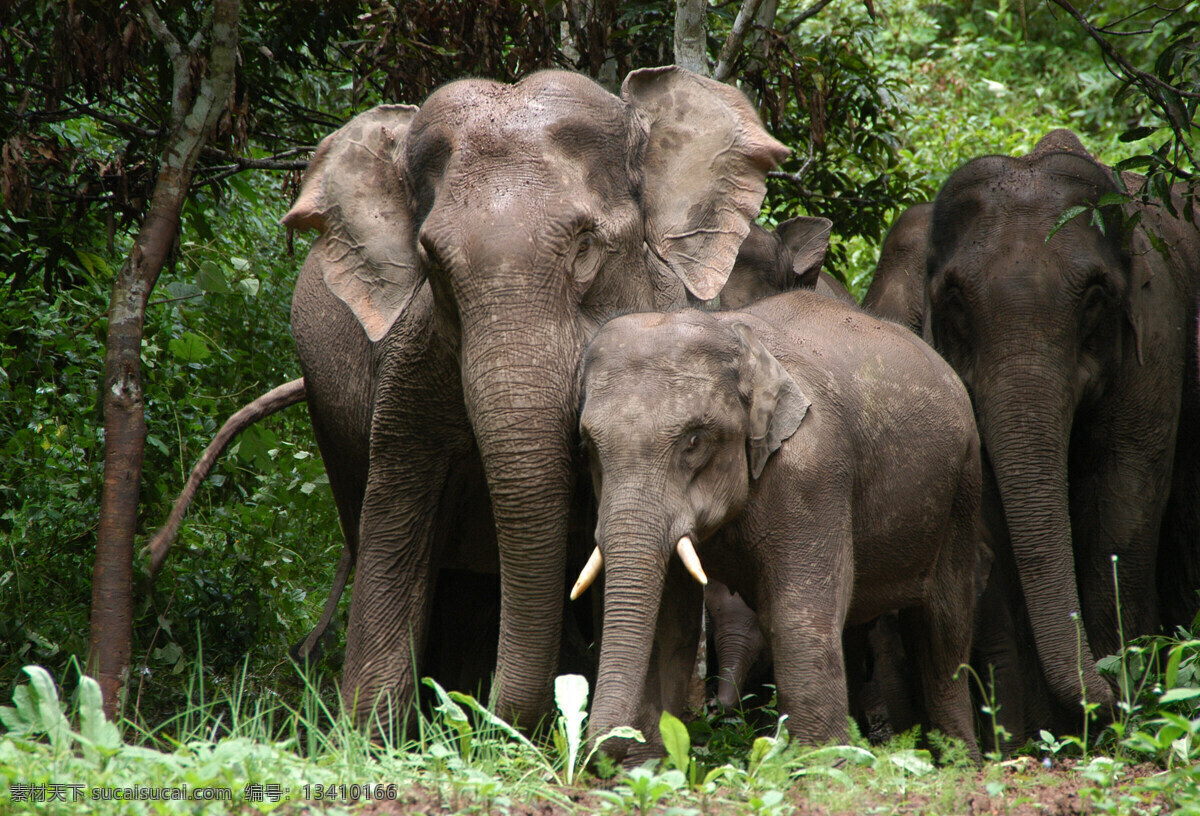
[88,0,240,718]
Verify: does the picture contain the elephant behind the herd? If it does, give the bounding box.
[864,129,1200,748]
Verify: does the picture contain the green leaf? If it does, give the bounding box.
[792,765,853,787]
[146,434,170,457]
[1165,643,1185,689]
[1114,155,1156,172]
[169,332,211,362]
[422,677,472,760]
[78,675,122,763]
[447,687,545,763]
[0,683,35,734]
[889,748,934,776]
[1159,688,1200,705]
[23,665,70,749]
[164,281,202,301]
[659,710,691,775]
[584,726,646,771]
[196,261,231,294]
[237,277,260,297]
[422,677,468,727]
[1119,125,1157,143]
[228,174,258,204]
[795,744,877,768]
[1046,205,1090,243]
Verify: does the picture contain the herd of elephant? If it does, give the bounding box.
[151,66,1200,763]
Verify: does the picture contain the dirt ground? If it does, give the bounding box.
[269,757,1175,815]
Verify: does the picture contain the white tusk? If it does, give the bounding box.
[676,535,708,586]
[570,547,604,600]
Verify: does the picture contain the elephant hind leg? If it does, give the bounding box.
[899,597,977,762]
[903,473,982,763]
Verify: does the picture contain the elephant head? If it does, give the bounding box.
[576,311,808,757]
[283,67,787,727]
[718,217,833,309]
[922,138,1148,713]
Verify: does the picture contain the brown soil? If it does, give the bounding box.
[269,758,1175,815]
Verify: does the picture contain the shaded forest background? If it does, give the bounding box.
[0,0,1196,723]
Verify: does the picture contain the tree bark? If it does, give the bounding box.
[88,0,240,719]
[713,0,767,82]
[674,0,708,75]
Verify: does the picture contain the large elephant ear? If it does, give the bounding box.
[732,323,810,479]
[776,216,832,289]
[1121,211,1156,365]
[622,67,790,301]
[282,104,421,342]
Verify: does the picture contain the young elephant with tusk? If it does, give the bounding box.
[574,289,983,764]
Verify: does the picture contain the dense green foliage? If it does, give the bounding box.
[1,2,1197,808]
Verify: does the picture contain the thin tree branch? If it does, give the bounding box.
[782,0,836,34]
[136,0,182,63]
[201,146,313,166]
[714,0,767,82]
[1098,1,1188,36]
[1048,0,1200,102]
[23,102,163,140]
[1048,0,1198,174]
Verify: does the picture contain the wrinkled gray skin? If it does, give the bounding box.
[861,202,932,333]
[866,130,1200,746]
[579,292,982,762]
[283,68,787,730]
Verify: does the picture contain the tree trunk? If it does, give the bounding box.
[674,0,708,75]
[88,0,240,719]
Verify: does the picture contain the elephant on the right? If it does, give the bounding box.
[869,129,1200,743]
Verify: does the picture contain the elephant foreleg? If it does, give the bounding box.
[341,333,470,734]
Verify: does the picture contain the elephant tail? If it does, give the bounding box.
[146,377,307,576]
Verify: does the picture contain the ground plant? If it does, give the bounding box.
[2,0,1198,812]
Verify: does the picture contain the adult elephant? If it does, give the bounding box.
[919,130,1200,720]
[281,67,788,729]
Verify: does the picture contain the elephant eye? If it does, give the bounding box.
[1079,281,1114,341]
[937,286,970,338]
[685,432,701,450]
[1081,282,1110,314]
[572,230,605,289]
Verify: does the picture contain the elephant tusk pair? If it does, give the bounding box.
[569,535,708,600]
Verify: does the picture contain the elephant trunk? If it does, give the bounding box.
[460,314,583,729]
[976,368,1114,711]
[587,495,674,762]
[708,583,765,710]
